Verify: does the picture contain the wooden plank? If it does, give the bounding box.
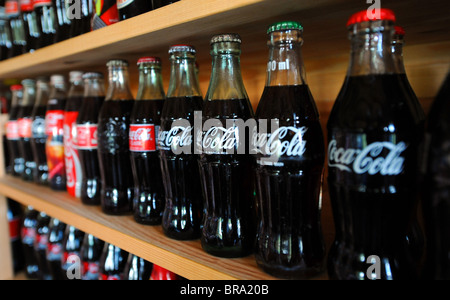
[0,176,289,280]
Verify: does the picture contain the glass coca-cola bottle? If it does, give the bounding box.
[97,60,134,215]
[68,0,92,38]
[45,74,67,191]
[34,0,56,48]
[123,254,152,280]
[76,72,105,205]
[6,84,24,176]
[80,234,104,280]
[17,79,36,181]
[46,217,66,280]
[199,34,255,258]
[98,243,128,280]
[6,0,26,57]
[326,9,425,280]
[0,4,13,60]
[159,44,203,240]
[54,0,70,42]
[20,0,39,52]
[34,211,52,280]
[130,57,165,225]
[64,71,84,198]
[7,199,24,274]
[254,21,326,279]
[117,0,152,21]
[61,225,85,280]
[21,206,39,279]
[30,77,50,185]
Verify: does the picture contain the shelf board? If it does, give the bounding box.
[0,175,329,280]
[0,0,448,81]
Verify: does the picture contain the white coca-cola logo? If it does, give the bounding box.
[253,126,308,157]
[328,139,407,175]
[129,127,152,142]
[202,126,239,154]
[158,126,193,150]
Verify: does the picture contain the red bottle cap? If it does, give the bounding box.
[347,8,396,27]
[137,56,161,65]
[394,26,405,36]
[10,84,22,91]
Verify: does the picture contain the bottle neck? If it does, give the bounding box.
[50,82,67,100]
[10,90,22,107]
[84,78,105,98]
[347,21,396,77]
[21,84,36,106]
[206,41,248,100]
[167,52,201,98]
[392,36,406,74]
[266,30,307,86]
[136,65,165,100]
[68,79,84,98]
[106,66,133,101]
[35,82,49,107]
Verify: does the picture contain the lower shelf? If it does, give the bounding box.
[0,175,329,280]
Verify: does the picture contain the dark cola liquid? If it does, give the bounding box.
[35,4,56,48]
[423,73,450,280]
[17,105,36,181]
[77,96,105,205]
[118,0,152,21]
[54,0,71,42]
[159,96,203,240]
[130,99,165,225]
[7,104,25,176]
[21,209,40,279]
[31,105,48,185]
[99,244,128,280]
[69,0,93,38]
[327,74,424,280]
[98,99,134,215]
[199,98,255,258]
[35,214,52,280]
[254,85,325,279]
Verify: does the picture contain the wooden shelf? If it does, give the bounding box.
[0,175,331,280]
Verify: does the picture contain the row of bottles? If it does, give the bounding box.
[3,10,450,280]
[13,204,181,280]
[0,0,180,61]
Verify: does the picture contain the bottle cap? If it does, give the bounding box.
[69,71,84,82]
[394,26,405,36]
[169,44,196,54]
[82,72,104,80]
[267,21,303,34]
[10,84,22,91]
[210,33,242,44]
[106,59,129,67]
[50,74,65,85]
[347,8,396,27]
[137,56,161,65]
[21,79,35,86]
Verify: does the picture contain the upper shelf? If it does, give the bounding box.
[0,0,448,80]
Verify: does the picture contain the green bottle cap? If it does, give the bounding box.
[267,21,303,34]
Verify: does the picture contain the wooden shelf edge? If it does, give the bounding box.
[0,175,286,280]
